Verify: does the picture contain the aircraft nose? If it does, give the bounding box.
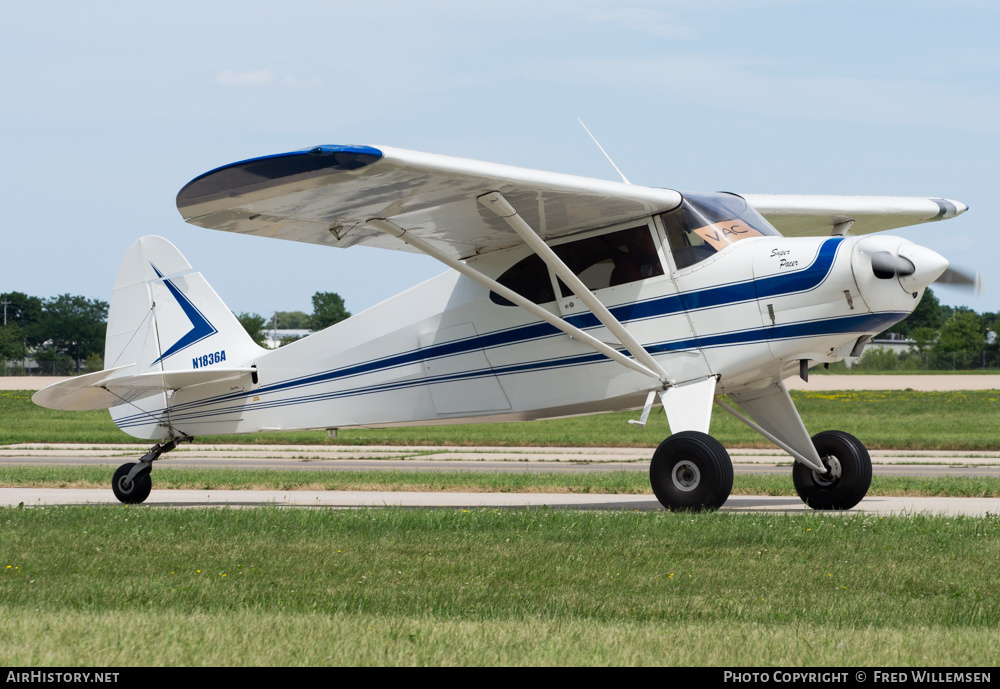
[896,244,949,293]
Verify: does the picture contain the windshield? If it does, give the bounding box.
[661,192,780,269]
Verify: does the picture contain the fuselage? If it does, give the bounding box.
[110,193,935,440]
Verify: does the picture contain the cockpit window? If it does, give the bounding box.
[490,224,664,306]
[552,225,663,297]
[661,192,780,270]
[489,253,554,306]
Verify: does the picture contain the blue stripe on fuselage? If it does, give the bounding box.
[113,308,905,429]
[118,237,846,421]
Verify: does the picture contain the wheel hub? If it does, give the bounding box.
[672,460,701,492]
[812,455,842,487]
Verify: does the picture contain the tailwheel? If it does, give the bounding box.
[650,431,733,511]
[793,430,872,510]
[112,462,152,504]
[108,437,187,504]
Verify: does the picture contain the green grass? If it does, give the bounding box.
[1,465,998,498]
[1,506,997,666]
[813,366,1000,375]
[4,389,1000,450]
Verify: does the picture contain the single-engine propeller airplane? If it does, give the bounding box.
[34,144,976,511]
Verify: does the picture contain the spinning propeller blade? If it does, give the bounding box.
[935,266,983,296]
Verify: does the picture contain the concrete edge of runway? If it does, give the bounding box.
[2,487,997,517]
[3,443,1000,465]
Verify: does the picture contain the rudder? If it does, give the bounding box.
[104,235,264,439]
[105,235,264,374]
[35,236,266,439]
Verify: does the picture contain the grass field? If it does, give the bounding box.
[1,465,998,498]
[4,387,998,666]
[3,389,1000,450]
[1,506,997,666]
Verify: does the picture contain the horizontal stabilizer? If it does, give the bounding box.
[33,366,256,411]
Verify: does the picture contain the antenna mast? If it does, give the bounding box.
[577,118,631,185]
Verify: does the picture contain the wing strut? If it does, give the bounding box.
[477,191,670,382]
[366,218,662,381]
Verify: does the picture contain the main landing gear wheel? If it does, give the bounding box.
[112,462,152,504]
[650,431,733,511]
[793,430,872,510]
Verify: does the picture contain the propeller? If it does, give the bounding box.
[935,265,983,296]
[869,251,914,279]
[863,245,982,295]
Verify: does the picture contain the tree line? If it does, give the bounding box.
[846,288,1000,371]
[0,291,350,376]
[236,292,351,347]
[0,292,108,375]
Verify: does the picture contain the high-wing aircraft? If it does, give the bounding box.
[33,144,974,511]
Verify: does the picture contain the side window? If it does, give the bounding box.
[662,208,718,270]
[489,224,664,306]
[553,225,663,297]
[489,253,555,306]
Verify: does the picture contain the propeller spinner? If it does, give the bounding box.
[861,241,981,296]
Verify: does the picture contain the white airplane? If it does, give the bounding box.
[33,144,974,510]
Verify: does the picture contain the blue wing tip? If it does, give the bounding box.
[177,144,384,209]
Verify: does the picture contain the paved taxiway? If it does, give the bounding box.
[4,375,997,514]
[4,443,1000,475]
[2,487,997,517]
[2,443,998,515]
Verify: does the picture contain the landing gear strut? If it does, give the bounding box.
[649,431,733,511]
[111,437,189,504]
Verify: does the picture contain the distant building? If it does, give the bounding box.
[841,334,916,368]
[866,334,917,356]
[264,329,313,349]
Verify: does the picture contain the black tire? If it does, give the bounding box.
[112,463,152,504]
[793,430,871,510]
[650,431,733,511]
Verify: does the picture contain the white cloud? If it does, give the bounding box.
[214,68,276,88]
[214,68,324,90]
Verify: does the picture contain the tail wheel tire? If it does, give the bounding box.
[793,430,871,510]
[112,463,152,504]
[650,431,733,511]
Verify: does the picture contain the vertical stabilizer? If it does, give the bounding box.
[102,235,266,439]
[106,236,264,373]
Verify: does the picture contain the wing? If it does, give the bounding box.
[177,145,683,260]
[742,193,967,237]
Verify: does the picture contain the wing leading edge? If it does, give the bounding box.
[177,145,684,260]
[177,145,968,254]
[743,193,967,237]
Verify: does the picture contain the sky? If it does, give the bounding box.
[2,1,997,319]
